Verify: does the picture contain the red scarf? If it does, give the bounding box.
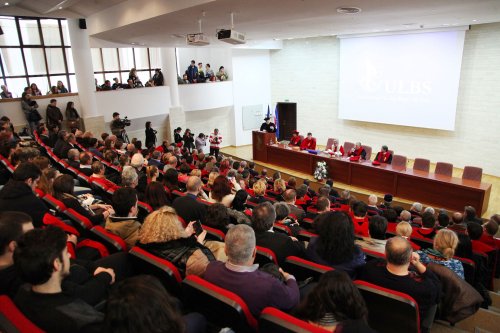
[377,152,389,163]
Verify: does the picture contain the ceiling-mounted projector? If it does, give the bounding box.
[186,33,210,46]
[217,29,246,44]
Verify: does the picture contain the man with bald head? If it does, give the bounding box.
[163,155,178,172]
[360,236,440,333]
[172,176,207,223]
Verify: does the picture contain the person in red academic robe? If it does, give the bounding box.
[331,138,345,156]
[289,130,301,147]
[348,142,366,159]
[374,145,392,164]
[300,133,316,150]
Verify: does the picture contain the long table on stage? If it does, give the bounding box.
[258,142,491,214]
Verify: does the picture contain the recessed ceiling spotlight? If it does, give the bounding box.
[5,2,9,5]
[336,7,361,14]
[131,42,136,45]
[472,19,477,22]
[58,6,63,9]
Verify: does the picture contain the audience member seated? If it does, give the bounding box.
[209,175,240,207]
[164,168,181,194]
[378,193,393,210]
[359,236,441,333]
[105,187,141,249]
[90,161,120,192]
[417,229,464,279]
[437,212,451,229]
[374,145,393,164]
[54,174,113,226]
[0,162,48,227]
[410,202,423,218]
[137,206,218,276]
[352,200,370,237]
[400,210,412,223]
[14,227,106,333]
[204,224,300,317]
[306,212,366,278]
[227,189,251,225]
[479,217,500,248]
[205,203,232,233]
[216,66,228,81]
[294,270,375,332]
[348,142,367,160]
[369,215,388,240]
[288,130,301,147]
[283,189,306,222]
[104,275,206,333]
[464,205,482,225]
[66,148,80,169]
[37,167,58,196]
[248,179,270,204]
[130,153,147,193]
[413,211,437,239]
[144,181,171,211]
[300,132,316,150]
[396,221,421,250]
[315,196,331,215]
[274,202,301,237]
[148,150,164,170]
[467,222,496,255]
[78,152,93,176]
[367,194,382,216]
[172,176,208,224]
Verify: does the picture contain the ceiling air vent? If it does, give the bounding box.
[337,7,362,14]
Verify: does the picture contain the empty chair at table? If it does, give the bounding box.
[435,162,453,177]
[413,158,430,172]
[462,166,482,182]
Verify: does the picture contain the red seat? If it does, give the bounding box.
[435,162,453,177]
[413,158,430,173]
[454,256,475,285]
[462,166,482,182]
[63,208,93,231]
[259,307,331,333]
[182,275,258,332]
[273,223,292,236]
[128,246,182,296]
[392,155,407,169]
[355,280,420,333]
[343,141,354,156]
[297,230,318,242]
[361,248,386,260]
[42,194,67,212]
[202,225,226,241]
[255,246,278,265]
[282,256,333,282]
[362,145,372,161]
[325,138,335,150]
[137,201,153,214]
[90,225,128,252]
[0,155,15,174]
[0,295,44,333]
[42,213,80,236]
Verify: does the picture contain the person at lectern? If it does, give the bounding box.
[348,142,367,160]
[300,133,316,150]
[289,130,301,147]
[260,117,276,133]
[375,145,393,164]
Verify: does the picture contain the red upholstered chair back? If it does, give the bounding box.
[325,138,335,150]
[273,223,292,236]
[362,145,372,160]
[42,194,67,212]
[259,307,331,333]
[435,162,453,177]
[63,208,93,232]
[0,295,44,333]
[354,280,420,333]
[462,166,483,182]
[299,135,304,141]
[128,246,182,296]
[182,275,258,332]
[388,149,394,156]
[343,141,355,156]
[413,158,430,172]
[255,246,278,265]
[282,256,333,282]
[202,225,226,241]
[90,225,128,253]
[392,155,407,169]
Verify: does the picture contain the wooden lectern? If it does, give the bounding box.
[252,131,276,162]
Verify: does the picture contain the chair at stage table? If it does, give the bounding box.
[343,141,355,156]
[325,138,335,150]
[462,166,483,182]
[435,162,453,177]
[413,158,430,173]
[362,145,372,160]
[392,155,407,169]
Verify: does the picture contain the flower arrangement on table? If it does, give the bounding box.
[314,161,328,181]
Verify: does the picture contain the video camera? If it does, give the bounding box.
[122,116,131,127]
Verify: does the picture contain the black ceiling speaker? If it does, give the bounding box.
[79,18,87,29]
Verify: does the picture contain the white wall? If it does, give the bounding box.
[176,48,233,78]
[184,106,234,149]
[232,49,272,146]
[178,81,233,111]
[271,23,500,176]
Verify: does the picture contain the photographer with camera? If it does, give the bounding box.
[110,112,131,143]
[183,128,195,153]
[195,133,207,152]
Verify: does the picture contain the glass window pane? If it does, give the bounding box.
[19,19,41,45]
[104,71,121,83]
[91,48,102,72]
[60,20,70,46]
[94,73,104,87]
[134,48,149,69]
[28,78,49,96]
[149,47,161,69]
[102,48,119,71]
[5,78,28,98]
[118,48,134,72]
[41,19,61,46]
[136,70,150,85]
[68,74,77,92]
[0,48,25,76]
[46,48,65,74]
[0,17,20,46]
[24,48,46,75]
[65,48,74,73]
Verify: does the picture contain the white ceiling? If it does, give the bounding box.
[0,0,127,18]
[2,0,500,46]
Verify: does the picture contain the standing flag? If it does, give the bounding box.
[274,104,280,139]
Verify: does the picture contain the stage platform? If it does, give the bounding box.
[221,145,499,219]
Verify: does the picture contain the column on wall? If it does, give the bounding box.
[160,47,184,142]
[67,19,104,134]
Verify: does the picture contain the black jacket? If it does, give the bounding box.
[255,230,306,266]
[0,180,48,227]
[172,194,207,224]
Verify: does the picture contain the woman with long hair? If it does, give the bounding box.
[144,181,171,211]
[183,128,195,153]
[145,121,157,148]
[227,189,251,225]
[294,270,374,332]
[146,165,159,183]
[306,211,366,277]
[209,175,240,207]
[65,101,81,130]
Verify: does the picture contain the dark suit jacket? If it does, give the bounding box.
[79,166,93,177]
[287,203,305,222]
[148,159,165,170]
[172,194,207,224]
[67,159,80,170]
[255,230,305,265]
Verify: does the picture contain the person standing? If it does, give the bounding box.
[209,128,222,158]
[183,129,195,153]
[145,121,157,148]
[65,101,81,130]
[174,127,183,147]
[260,116,276,133]
[1,85,13,99]
[152,68,164,86]
[186,60,198,83]
[195,133,207,152]
[21,91,41,134]
[46,99,63,129]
